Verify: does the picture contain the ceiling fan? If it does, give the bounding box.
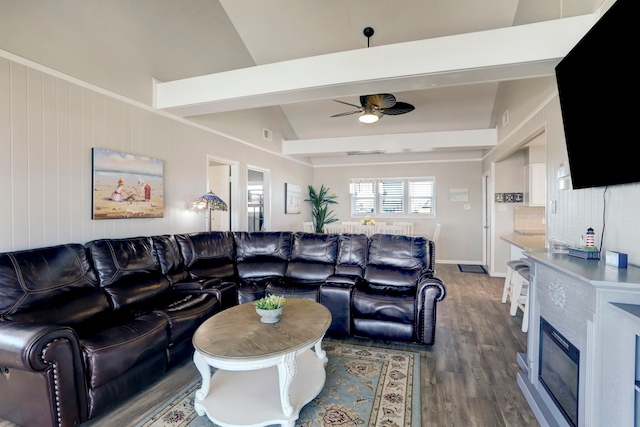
[331,93,415,123]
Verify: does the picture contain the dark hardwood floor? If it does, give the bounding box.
[0,263,538,427]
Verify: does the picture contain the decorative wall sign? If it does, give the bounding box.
[91,148,164,219]
[494,192,523,203]
[285,183,301,214]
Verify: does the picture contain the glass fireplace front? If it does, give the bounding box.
[539,317,580,427]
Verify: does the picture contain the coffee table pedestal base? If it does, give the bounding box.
[194,350,327,427]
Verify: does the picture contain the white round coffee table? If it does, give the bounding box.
[192,298,332,427]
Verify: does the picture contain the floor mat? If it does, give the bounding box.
[458,264,487,274]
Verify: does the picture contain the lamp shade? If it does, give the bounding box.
[192,191,228,211]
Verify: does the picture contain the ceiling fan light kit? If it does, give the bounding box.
[332,93,415,124]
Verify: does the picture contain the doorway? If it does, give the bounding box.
[207,155,239,231]
[247,165,271,231]
[482,172,491,270]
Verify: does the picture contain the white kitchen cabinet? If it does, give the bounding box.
[524,163,546,206]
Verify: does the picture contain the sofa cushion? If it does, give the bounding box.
[0,243,101,318]
[290,232,338,263]
[334,233,368,278]
[367,234,427,270]
[364,234,427,291]
[284,233,338,282]
[150,293,219,346]
[174,232,236,281]
[86,237,170,310]
[352,286,416,324]
[234,232,292,279]
[151,235,190,285]
[80,312,169,389]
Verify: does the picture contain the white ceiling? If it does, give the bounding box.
[1,0,602,165]
[155,0,600,164]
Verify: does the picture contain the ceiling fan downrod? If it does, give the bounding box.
[363,27,374,47]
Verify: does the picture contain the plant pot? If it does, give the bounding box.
[255,306,284,323]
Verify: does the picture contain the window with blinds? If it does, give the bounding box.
[380,181,404,213]
[350,180,376,214]
[349,177,435,216]
[409,180,434,214]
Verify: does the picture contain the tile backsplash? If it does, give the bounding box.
[514,206,546,234]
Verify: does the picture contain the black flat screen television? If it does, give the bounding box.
[555,0,635,190]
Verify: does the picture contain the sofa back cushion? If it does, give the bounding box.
[364,234,428,291]
[174,232,236,281]
[285,232,338,282]
[151,235,189,285]
[86,237,170,310]
[334,233,368,278]
[233,232,291,279]
[0,244,109,325]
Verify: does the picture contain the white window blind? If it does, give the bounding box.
[409,180,434,214]
[349,177,435,217]
[380,180,404,213]
[350,180,376,214]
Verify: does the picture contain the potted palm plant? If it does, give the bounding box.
[305,184,338,233]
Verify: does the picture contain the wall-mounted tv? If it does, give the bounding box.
[555,0,634,190]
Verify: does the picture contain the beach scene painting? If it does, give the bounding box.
[92,148,164,219]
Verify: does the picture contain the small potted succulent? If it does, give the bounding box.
[254,294,286,323]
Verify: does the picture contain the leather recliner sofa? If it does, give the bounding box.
[0,231,445,427]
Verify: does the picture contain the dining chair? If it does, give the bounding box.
[302,221,314,233]
[352,225,375,237]
[341,221,359,234]
[510,266,531,333]
[431,223,441,245]
[373,222,386,233]
[377,225,404,235]
[324,224,345,234]
[393,221,414,235]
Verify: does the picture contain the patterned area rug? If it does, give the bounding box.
[136,343,420,427]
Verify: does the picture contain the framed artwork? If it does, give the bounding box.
[285,183,302,214]
[91,148,164,219]
[449,188,469,202]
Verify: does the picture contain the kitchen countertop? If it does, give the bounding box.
[500,234,547,251]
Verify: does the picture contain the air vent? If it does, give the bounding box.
[502,110,509,126]
[346,150,386,156]
[263,128,272,141]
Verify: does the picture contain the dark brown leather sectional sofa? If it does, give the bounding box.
[0,231,445,426]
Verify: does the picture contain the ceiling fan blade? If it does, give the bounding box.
[381,102,415,116]
[330,110,362,118]
[333,99,362,109]
[364,94,396,109]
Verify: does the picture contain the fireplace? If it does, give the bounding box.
[539,317,579,427]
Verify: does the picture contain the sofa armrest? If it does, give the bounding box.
[418,273,446,302]
[0,322,80,370]
[0,322,88,426]
[325,274,364,286]
[173,279,238,311]
[172,277,222,292]
[415,276,447,345]
[320,281,357,336]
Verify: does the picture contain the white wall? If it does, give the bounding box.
[0,55,313,252]
[313,160,483,263]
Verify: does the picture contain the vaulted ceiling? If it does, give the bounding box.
[0,0,601,164]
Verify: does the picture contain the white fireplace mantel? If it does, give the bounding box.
[518,251,640,427]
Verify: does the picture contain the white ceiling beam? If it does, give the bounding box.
[155,14,595,117]
[282,129,497,156]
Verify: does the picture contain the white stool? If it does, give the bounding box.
[510,267,530,333]
[502,260,529,304]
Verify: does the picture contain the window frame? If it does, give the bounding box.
[349,176,436,218]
